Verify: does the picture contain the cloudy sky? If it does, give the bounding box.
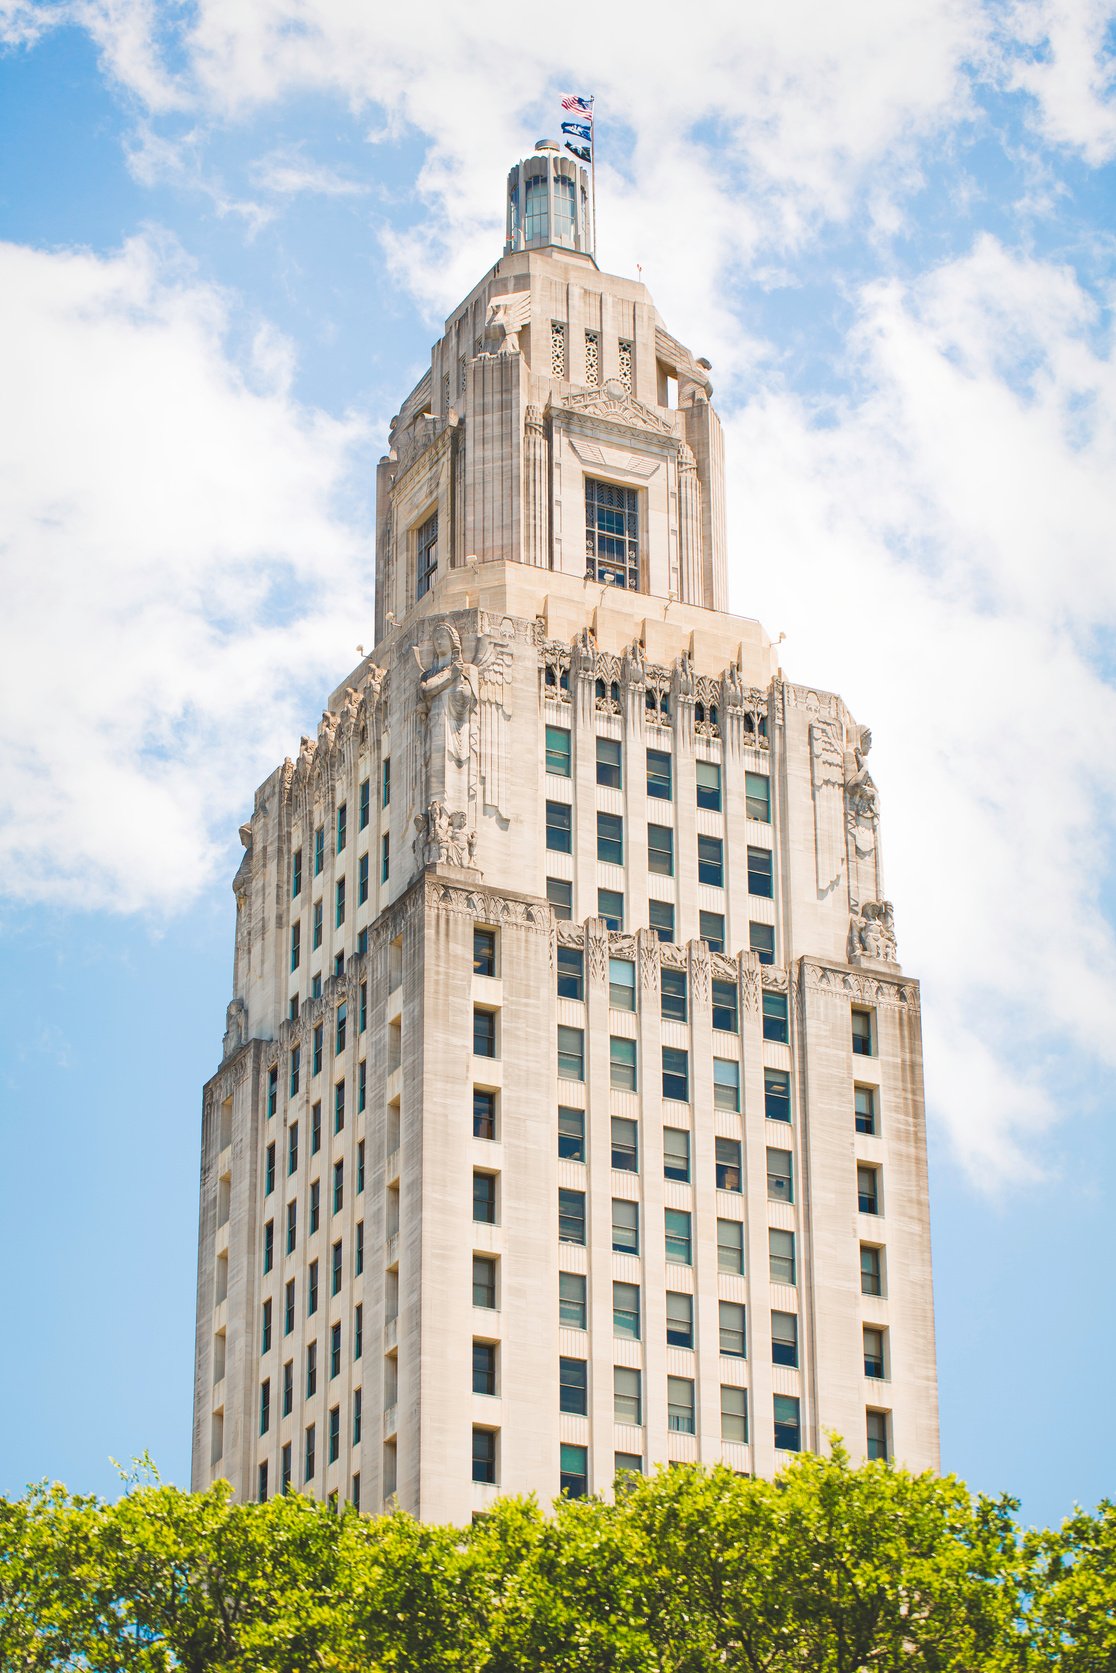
[1,0,1113,1526]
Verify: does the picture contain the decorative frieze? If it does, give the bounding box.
[802,958,920,1010]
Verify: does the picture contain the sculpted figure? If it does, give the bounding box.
[412,616,514,832]
[569,626,597,682]
[845,725,880,833]
[621,639,645,687]
[222,997,247,1060]
[416,623,477,812]
[848,900,898,964]
[413,800,475,869]
[723,660,745,707]
[483,291,530,356]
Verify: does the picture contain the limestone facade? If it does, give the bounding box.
[192,149,938,1520]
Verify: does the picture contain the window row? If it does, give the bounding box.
[552,1196,797,1280]
[546,803,773,895]
[259,1370,365,1440]
[266,994,371,1107]
[551,1120,792,1196]
[264,1131,367,1199]
[260,1297,364,1361]
[554,1010,789,1091]
[545,729,771,823]
[261,1216,365,1283]
[472,1240,887,1317]
[470,1389,792,1493]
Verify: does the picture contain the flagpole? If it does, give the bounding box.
[591,99,597,261]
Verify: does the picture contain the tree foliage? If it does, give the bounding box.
[1,1450,1111,1670]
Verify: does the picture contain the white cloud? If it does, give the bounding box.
[1000,0,1116,164]
[9,0,991,364]
[0,235,374,913]
[0,0,184,109]
[174,0,988,365]
[250,147,368,197]
[725,236,1116,1182]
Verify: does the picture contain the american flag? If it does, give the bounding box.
[561,94,594,122]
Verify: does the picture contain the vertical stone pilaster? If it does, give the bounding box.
[676,444,703,606]
[523,405,550,568]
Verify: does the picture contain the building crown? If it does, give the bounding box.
[505,142,594,260]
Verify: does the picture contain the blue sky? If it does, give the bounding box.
[1,0,1114,1530]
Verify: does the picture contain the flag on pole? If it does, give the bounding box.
[560,94,594,162]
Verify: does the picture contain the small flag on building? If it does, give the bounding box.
[560,94,594,162]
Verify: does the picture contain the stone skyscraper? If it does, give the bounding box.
[193,143,938,1521]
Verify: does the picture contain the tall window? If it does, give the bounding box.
[559,1188,586,1245]
[415,511,438,599]
[553,173,576,238]
[648,824,674,876]
[614,1366,642,1425]
[472,1427,497,1485]
[546,725,571,776]
[597,812,624,865]
[612,1199,639,1255]
[663,1127,690,1182]
[765,1068,791,1121]
[666,1290,693,1347]
[772,1311,799,1367]
[717,1217,744,1274]
[473,1342,498,1396]
[667,1376,695,1434]
[473,1255,497,1309]
[609,958,635,1010]
[649,899,674,943]
[560,1271,587,1328]
[473,1089,497,1141]
[774,1394,801,1452]
[596,736,623,787]
[560,1442,588,1498]
[613,1280,640,1339]
[661,969,687,1022]
[585,478,640,590]
[665,1207,692,1265]
[524,171,548,241]
[559,1356,588,1415]
[866,1409,890,1461]
[558,1105,585,1160]
[598,888,624,931]
[646,748,672,800]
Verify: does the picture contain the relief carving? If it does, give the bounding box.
[810,719,845,897]
[561,379,674,434]
[413,799,478,871]
[638,931,660,994]
[412,616,515,848]
[803,960,920,1009]
[483,291,530,356]
[689,940,711,1005]
[844,724,881,908]
[848,900,898,965]
[586,922,609,985]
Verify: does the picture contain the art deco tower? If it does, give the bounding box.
[193,143,938,1520]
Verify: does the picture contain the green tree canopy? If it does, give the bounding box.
[1,1451,1111,1671]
